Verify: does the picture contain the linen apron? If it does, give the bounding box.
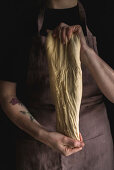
[16,2,114,170]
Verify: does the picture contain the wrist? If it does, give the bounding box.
[80,45,93,65]
[37,125,50,144]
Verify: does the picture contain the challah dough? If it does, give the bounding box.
[46,31,82,140]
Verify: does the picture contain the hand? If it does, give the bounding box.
[47,22,88,63]
[47,22,87,48]
[46,131,85,156]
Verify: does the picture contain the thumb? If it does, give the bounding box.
[65,138,81,148]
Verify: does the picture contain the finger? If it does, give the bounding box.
[74,25,83,37]
[52,25,61,37]
[66,27,73,41]
[79,133,83,142]
[59,22,69,27]
[75,140,85,148]
[70,147,83,155]
[58,28,62,41]
[61,27,67,44]
[72,26,79,34]
[63,146,83,156]
[53,27,60,37]
[72,25,80,33]
[58,26,63,40]
[79,133,85,147]
[64,138,81,148]
[52,28,58,37]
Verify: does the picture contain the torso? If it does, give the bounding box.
[21,2,109,140]
[15,2,114,169]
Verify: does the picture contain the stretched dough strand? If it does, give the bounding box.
[46,31,82,140]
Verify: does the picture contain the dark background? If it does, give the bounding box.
[0,0,114,169]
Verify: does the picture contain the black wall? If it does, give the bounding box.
[1,1,114,170]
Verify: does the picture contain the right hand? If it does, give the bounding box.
[47,131,85,156]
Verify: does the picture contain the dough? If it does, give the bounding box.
[46,31,82,140]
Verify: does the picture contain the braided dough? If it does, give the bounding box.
[46,31,82,140]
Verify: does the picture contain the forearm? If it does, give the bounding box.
[0,96,49,144]
[82,46,114,103]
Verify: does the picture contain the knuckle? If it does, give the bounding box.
[72,25,76,29]
[77,24,81,28]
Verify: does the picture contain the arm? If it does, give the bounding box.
[0,81,49,144]
[0,80,84,156]
[81,45,114,103]
[51,23,114,103]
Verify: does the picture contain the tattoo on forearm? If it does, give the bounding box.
[9,97,34,121]
[20,111,34,121]
[9,97,23,106]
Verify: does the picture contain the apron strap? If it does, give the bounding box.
[78,1,87,25]
[38,9,45,34]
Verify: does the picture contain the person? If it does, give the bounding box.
[0,0,114,169]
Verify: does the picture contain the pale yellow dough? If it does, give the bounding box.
[46,31,82,140]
